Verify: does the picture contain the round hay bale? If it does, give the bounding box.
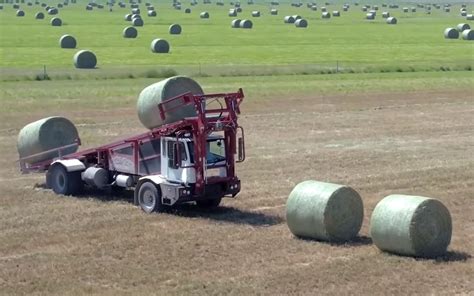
[284,15,295,23]
[200,11,209,18]
[321,6,327,12]
[370,195,452,258]
[47,7,58,14]
[294,18,307,27]
[132,17,143,26]
[131,7,140,14]
[286,181,364,242]
[457,23,470,32]
[369,9,376,16]
[16,9,25,16]
[332,10,340,16]
[462,29,474,40]
[57,3,62,7]
[73,50,97,69]
[228,8,236,16]
[270,8,277,15]
[137,76,203,129]
[147,10,156,16]
[444,8,450,12]
[292,14,301,20]
[13,4,20,9]
[322,11,331,18]
[169,23,182,34]
[251,10,260,17]
[35,11,44,19]
[403,7,408,12]
[382,11,389,18]
[236,7,242,13]
[362,7,367,12]
[125,13,132,20]
[444,28,459,39]
[239,19,252,29]
[131,13,141,20]
[312,5,318,11]
[150,38,170,53]
[231,18,241,28]
[411,7,416,12]
[59,34,76,48]
[461,11,467,17]
[86,4,93,10]
[386,16,397,24]
[184,8,191,13]
[17,116,79,164]
[366,12,375,19]
[123,26,137,38]
[466,14,474,21]
[50,17,62,26]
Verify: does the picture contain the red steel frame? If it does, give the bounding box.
[19,89,245,196]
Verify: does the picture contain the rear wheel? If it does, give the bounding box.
[46,164,83,195]
[137,182,163,214]
[196,197,222,209]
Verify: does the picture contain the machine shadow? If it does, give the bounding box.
[297,235,373,247]
[431,251,471,263]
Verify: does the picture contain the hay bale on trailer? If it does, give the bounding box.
[16,9,25,16]
[295,18,307,27]
[240,19,252,28]
[169,24,182,34]
[200,11,209,18]
[150,38,170,53]
[286,181,364,242]
[123,26,138,38]
[132,17,143,26]
[137,76,203,129]
[462,29,474,40]
[251,10,260,17]
[50,17,62,26]
[386,17,396,24]
[284,15,295,23]
[231,18,241,28]
[370,195,452,258]
[59,34,77,48]
[444,28,459,39]
[17,117,79,164]
[457,23,470,32]
[73,50,97,69]
[35,11,44,18]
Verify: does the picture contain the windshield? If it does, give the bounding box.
[188,138,226,165]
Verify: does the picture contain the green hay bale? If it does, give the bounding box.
[294,18,307,27]
[35,11,44,19]
[462,29,474,40]
[444,28,459,39]
[150,38,170,53]
[50,17,62,26]
[231,19,241,28]
[240,19,252,28]
[169,24,182,34]
[16,9,25,16]
[17,116,79,164]
[200,11,209,18]
[370,195,452,258]
[286,180,364,242]
[386,16,397,24]
[59,34,76,48]
[123,26,137,38]
[132,17,143,26]
[137,76,203,129]
[73,50,97,69]
[457,23,470,32]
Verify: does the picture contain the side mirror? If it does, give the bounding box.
[238,137,245,162]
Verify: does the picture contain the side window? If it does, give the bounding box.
[167,141,187,168]
[114,145,133,155]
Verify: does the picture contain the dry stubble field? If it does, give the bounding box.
[0,83,473,295]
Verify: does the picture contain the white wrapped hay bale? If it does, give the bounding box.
[50,17,62,26]
[200,11,209,18]
[147,10,156,16]
[137,76,204,129]
[240,19,252,28]
[444,28,459,39]
[295,18,307,27]
[123,26,138,38]
[16,9,25,16]
[457,23,470,32]
[73,50,97,69]
[366,12,375,19]
[382,11,389,18]
[150,38,170,53]
[35,11,44,19]
[286,181,364,242]
[59,34,77,48]
[132,17,143,26]
[322,11,330,18]
[17,117,79,164]
[467,14,474,21]
[284,15,295,23]
[251,10,260,17]
[386,17,397,24]
[270,8,277,15]
[332,11,340,17]
[462,29,474,40]
[231,19,241,28]
[370,195,452,258]
[169,24,182,34]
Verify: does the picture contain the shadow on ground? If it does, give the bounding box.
[432,251,471,263]
[296,235,373,247]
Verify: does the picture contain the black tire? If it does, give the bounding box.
[137,182,163,214]
[46,164,83,195]
[196,197,222,209]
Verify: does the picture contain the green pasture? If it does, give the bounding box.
[0,0,473,78]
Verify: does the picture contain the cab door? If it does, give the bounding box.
[161,139,195,184]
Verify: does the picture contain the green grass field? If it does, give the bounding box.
[0,0,473,79]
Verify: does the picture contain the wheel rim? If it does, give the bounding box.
[140,187,156,212]
[55,170,66,191]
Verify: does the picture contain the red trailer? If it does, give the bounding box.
[19,89,246,213]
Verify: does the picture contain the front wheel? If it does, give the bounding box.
[137,182,164,214]
[196,198,222,209]
[46,164,83,196]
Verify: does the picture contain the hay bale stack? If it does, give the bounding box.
[284,15,295,23]
[386,17,397,24]
[16,9,25,16]
[147,10,156,16]
[332,10,340,16]
[169,24,182,34]
[132,17,143,26]
[444,28,459,39]
[59,34,76,48]
[184,8,191,13]
[382,11,389,18]
[240,19,252,28]
[251,10,260,17]
[73,50,97,69]
[322,11,330,18]
[370,195,452,258]
[137,76,203,129]
[200,11,209,18]
[270,8,277,15]
[150,38,170,53]
[295,18,307,27]
[123,26,138,38]
[286,181,364,242]
[462,29,474,40]
[231,19,241,28]
[50,17,62,26]
[457,23,470,32]
[35,11,44,19]
[17,117,79,164]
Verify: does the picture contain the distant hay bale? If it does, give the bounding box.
[369,9,376,16]
[321,6,326,12]
[294,18,307,27]
[332,10,340,16]
[461,11,467,17]
[322,11,330,18]
[462,29,474,40]
[467,14,474,21]
[292,15,301,20]
[185,8,191,13]
[73,50,97,69]
[86,4,92,10]
[286,181,364,242]
[231,18,241,28]
[382,11,389,18]
[169,23,182,34]
[370,195,452,258]
[403,7,408,12]
[251,10,260,17]
[366,12,375,19]
[200,11,209,18]
[35,11,44,19]
[311,5,317,11]
[373,5,378,10]
[13,4,20,8]
[125,13,132,20]
[362,7,367,12]
[131,7,139,14]
[457,23,470,32]
[150,38,170,53]
[236,7,242,13]
[411,7,416,12]
[228,8,236,16]
[444,8,450,13]
[16,9,25,16]
[50,17,62,26]
[131,13,141,20]
[132,17,143,26]
[444,27,459,39]
[147,10,156,16]
[59,34,76,48]
[386,16,397,24]
[270,8,277,15]
[240,19,252,28]
[47,7,58,14]
[123,26,138,38]
[284,16,295,23]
